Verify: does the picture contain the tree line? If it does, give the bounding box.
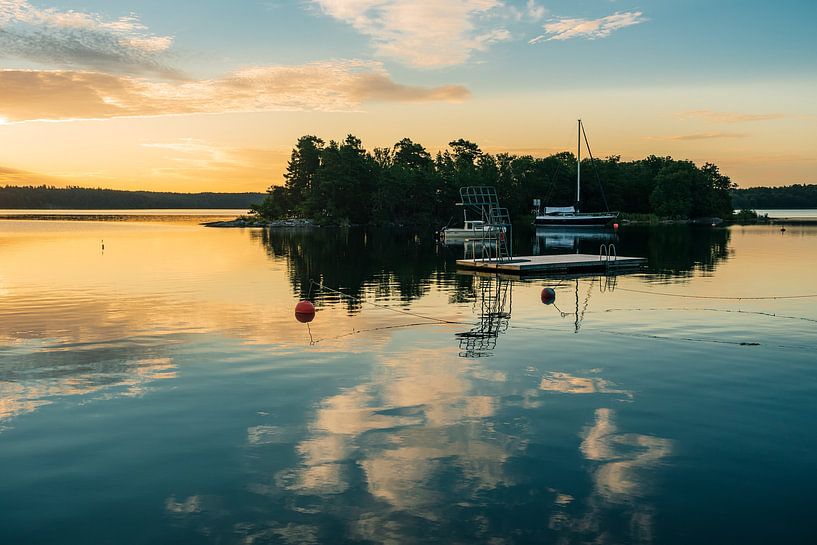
[253,134,735,225]
[0,186,265,209]
[731,184,817,210]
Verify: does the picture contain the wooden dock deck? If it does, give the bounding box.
[455,253,646,274]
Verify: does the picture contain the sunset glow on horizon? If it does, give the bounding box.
[0,0,814,192]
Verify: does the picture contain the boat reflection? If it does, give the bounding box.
[533,227,618,254]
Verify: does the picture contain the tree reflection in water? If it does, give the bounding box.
[255,224,732,314]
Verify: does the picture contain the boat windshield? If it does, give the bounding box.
[545,206,576,215]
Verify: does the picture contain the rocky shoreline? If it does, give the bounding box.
[202,218,316,228]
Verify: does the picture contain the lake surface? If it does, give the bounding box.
[1,216,816,545]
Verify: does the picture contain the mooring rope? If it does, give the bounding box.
[600,306,817,324]
[614,287,817,301]
[308,279,465,325]
[302,279,814,350]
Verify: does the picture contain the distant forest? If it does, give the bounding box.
[0,186,265,209]
[253,134,735,225]
[731,184,817,210]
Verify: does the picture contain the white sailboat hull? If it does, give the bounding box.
[533,212,618,227]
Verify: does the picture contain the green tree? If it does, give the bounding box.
[650,162,697,218]
[249,133,736,224]
[284,135,324,215]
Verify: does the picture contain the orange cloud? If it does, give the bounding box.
[0,62,470,122]
[0,163,64,185]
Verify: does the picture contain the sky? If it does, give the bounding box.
[0,0,815,192]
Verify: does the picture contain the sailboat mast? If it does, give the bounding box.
[576,119,581,209]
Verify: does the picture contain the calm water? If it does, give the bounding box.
[1,217,816,544]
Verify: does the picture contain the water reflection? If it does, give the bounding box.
[256,225,733,315]
[549,407,672,544]
[259,344,523,540]
[255,228,449,310]
[537,275,619,333]
[163,350,671,543]
[615,225,731,277]
[455,274,513,357]
[6,220,813,544]
[533,227,618,253]
[0,333,179,428]
[539,371,632,397]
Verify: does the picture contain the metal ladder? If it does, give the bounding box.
[489,206,512,260]
[458,186,512,263]
[599,243,617,268]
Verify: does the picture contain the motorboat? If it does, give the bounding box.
[440,220,505,242]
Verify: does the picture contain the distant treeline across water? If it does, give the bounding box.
[0,186,265,210]
[731,184,817,210]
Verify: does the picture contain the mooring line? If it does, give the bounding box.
[308,279,464,325]
[615,287,817,300]
[311,321,459,345]
[508,323,813,350]
[600,306,817,324]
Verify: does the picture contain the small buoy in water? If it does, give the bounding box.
[613,223,619,230]
[541,287,556,305]
[295,300,316,323]
[781,227,786,232]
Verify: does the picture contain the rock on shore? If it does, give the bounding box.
[203,218,315,228]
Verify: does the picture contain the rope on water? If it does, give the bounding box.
[508,323,815,350]
[311,321,454,345]
[614,287,817,301]
[600,306,817,324]
[309,279,464,325]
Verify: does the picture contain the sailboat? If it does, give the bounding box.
[533,120,618,227]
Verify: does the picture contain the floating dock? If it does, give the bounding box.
[456,253,646,274]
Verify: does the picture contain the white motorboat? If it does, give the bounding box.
[440,220,505,242]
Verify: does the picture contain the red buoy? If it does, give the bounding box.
[295,300,316,323]
[613,223,619,230]
[541,287,556,305]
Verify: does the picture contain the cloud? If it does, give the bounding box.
[506,0,547,22]
[311,0,510,68]
[0,0,176,76]
[0,163,65,185]
[677,110,785,123]
[529,11,645,43]
[644,132,750,141]
[525,0,547,22]
[0,62,470,122]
